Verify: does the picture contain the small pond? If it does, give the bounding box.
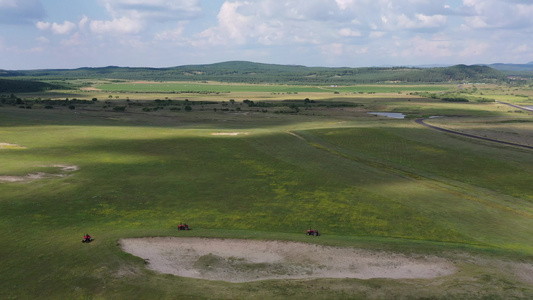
[367,112,405,119]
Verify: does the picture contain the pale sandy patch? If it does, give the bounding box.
[0,172,48,182]
[0,165,79,183]
[49,164,79,172]
[119,237,456,283]
[131,81,157,84]
[80,87,102,91]
[0,143,26,149]
[211,132,249,136]
[510,263,533,285]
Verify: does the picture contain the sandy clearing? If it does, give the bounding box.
[49,164,79,172]
[0,143,26,149]
[0,172,49,182]
[211,132,248,136]
[131,81,157,84]
[0,165,79,183]
[119,237,456,283]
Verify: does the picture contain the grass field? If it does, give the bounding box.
[94,81,452,94]
[2,82,533,299]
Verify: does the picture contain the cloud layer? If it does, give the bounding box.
[1,0,533,69]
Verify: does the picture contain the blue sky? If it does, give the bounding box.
[1,0,532,70]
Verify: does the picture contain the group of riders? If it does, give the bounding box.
[83,224,319,243]
[178,223,190,230]
[82,234,93,243]
[306,228,320,236]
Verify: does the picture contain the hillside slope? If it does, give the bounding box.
[1,61,506,84]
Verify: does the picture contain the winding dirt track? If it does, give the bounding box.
[416,101,533,150]
[496,100,533,112]
[415,117,533,151]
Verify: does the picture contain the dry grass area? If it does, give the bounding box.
[119,237,456,283]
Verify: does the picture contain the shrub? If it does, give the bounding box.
[113,106,126,112]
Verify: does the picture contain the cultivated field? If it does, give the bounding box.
[1,81,533,299]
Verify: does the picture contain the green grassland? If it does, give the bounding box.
[94,81,452,94]
[2,82,533,299]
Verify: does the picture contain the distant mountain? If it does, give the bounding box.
[0,61,507,84]
[488,63,533,71]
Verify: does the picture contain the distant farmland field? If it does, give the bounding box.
[95,81,452,94]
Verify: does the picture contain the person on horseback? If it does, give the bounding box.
[82,233,92,243]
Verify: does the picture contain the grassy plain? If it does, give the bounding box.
[2,81,533,299]
[94,81,452,94]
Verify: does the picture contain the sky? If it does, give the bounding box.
[1,0,533,70]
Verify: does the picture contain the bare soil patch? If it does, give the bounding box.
[211,132,249,136]
[119,237,456,283]
[0,165,78,183]
[131,81,157,84]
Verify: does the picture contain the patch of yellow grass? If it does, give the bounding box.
[0,143,26,149]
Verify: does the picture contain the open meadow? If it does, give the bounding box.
[2,81,533,299]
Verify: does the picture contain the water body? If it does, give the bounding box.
[367,112,405,119]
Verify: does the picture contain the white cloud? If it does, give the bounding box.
[460,0,533,30]
[196,1,352,47]
[322,43,344,56]
[36,20,76,35]
[458,41,489,58]
[514,44,529,54]
[51,21,76,35]
[415,14,447,28]
[155,22,187,41]
[85,0,202,38]
[36,36,49,43]
[60,32,82,46]
[36,21,50,30]
[27,46,44,53]
[90,17,143,35]
[6,0,533,69]
[79,15,89,30]
[370,31,386,38]
[382,13,447,30]
[197,1,278,46]
[339,28,362,37]
[97,0,202,21]
[335,0,355,11]
[402,35,453,59]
